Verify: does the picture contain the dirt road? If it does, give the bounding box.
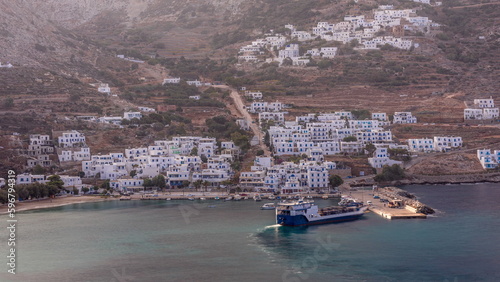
[214,85,271,155]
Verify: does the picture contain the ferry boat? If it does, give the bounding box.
[276,199,368,226]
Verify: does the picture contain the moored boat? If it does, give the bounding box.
[261,203,276,210]
[276,199,367,226]
[268,195,276,200]
[338,196,363,207]
[254,195,262,201]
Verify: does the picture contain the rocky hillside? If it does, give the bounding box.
[0,0,498,96]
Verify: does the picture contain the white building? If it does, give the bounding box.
[368,147,402,169]
[407,138,434,152]
[97,83,111,94]
[123,112,142,120]
[186,80,203,87]
[58,131,86,148]
[138,107,156,113]
[372,113,387,121]
[163,77,181,84]
[464,108,483,120]
[98,116,123,125]
[59,175,83,191]
[465,97,499,120]
[279,44,300,59]
[393,112,417,124]
[245,91,263,100]
[433,136,462,152]
[476,149,499,169]
[58,147,91,162]
[259,112,285,125]
[16,174,47,185]
[320,47,338,59]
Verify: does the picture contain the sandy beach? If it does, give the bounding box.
[0,195,119,214]
[1,191,341,214]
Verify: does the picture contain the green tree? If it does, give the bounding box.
[193,180,203,192]
[351,109,371,120]
[3,97,14,108]
[33,165,46,174]
[82,187,90,194]
[153,175,166,189]
[130,170,137,178]
[343,136,357,142]
[202,181,210,192]
[329,175,344,188]
[181,180,191,189]
[143,178,154,187]
[100,180,110,190]
[365,143,376,156]
[282,57,293,66]
[47,175,64,190]
[190,147,198,156]
[73,188,79,195]
[374,164,405,182]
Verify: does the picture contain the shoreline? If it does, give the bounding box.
[0,196,119,215]
[348,172,500,187]
[3,176,498,214]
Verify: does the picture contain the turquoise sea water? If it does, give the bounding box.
[1,183,500,282]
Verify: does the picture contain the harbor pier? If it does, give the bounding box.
[346,187,431,220]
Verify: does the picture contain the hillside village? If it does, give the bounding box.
[12,89,500,195]
[1,0,500,196]
[238,4,440,65]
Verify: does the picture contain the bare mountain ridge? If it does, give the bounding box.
[0,0,498,99]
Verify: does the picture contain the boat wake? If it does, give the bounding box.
[264,224,281,229]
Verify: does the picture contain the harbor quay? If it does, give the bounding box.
[120,191,342,201]
[344,186,431,220]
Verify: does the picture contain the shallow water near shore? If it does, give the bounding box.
[1,183,499,281]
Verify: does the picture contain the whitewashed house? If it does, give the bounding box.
[372,113,388,121]
[98,83,111,94]
[393,112,417,124]
[186,80,203,87]
[279,44,300,59]
[163,77,181,84]
[16,174,47,185]
[407,138,434,152]
[244,91,263,100]
[123,112,142,120]
[477,149,498,169]
[58,131,86,148]
[259,112,285,125]
[368,147,402,169]
[138,107,156,113]
[433,136,462,152]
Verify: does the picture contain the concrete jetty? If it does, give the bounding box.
[120,192,341,201]
[346,187,429,220]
